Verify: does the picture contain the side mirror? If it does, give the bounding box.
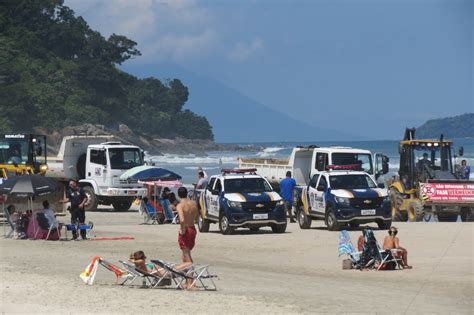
[377,183,385,189]
[317,185,325,192]
[458,146,464,157]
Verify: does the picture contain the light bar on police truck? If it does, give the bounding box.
[221,168,257,174]
[325,164,361,171]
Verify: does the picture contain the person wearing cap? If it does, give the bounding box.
[383,226,412,269]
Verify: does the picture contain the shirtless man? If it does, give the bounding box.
[383,226,412,269]
[175,187,199,288]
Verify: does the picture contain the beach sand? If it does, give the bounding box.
[1,208,473,314]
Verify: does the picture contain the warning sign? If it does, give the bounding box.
[420,183,474,202]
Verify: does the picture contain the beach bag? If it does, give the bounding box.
[342,259,353,270]
[80,256,100,285]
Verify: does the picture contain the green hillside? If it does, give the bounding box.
[0,0,213,140]
[416,113,474,139]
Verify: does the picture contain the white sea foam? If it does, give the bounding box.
[185,166,220,170]
[256,146,286,158]
[147,154,239,165]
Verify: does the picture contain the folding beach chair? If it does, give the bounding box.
[3,206,16,238]
[360,229,403,271]
[338,230,360,269]
[35,212,60,240]
[377,249,403,271]
[98,259,135,285]
[119,260,172,288]
[141,202,159,225]
[161,199,178,224]
[151,259,218,291]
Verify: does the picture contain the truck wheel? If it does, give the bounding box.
[437,214,458,222]
[377,221,392,230]
[407,200,424,222]
[219,213,234,235]
[83,186,98,211]
[326,208,340,231]
[460,207,473,222]
[297,206,312,229]
[198,214,210,232]
[271,222,287,233]
[112,201,132,212]
[390,188,407,222]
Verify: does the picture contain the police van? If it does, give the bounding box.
[196,169,287,235]
[293,166,392,231]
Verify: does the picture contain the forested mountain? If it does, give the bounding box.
[0,0,213,140]
[417,113,474,138]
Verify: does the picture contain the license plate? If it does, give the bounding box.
[253,213,268,220]
[361,209,376,215]
[127,190,136,195]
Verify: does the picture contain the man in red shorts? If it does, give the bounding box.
[176,187,199,288]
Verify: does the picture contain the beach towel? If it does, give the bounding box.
[80,256,100,285]
[338,230,360,262]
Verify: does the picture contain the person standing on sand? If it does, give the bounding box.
[60,179,87,240]
[460,160,470,180]
[175,187,198,288]
[383,226,412,269]
[279,171,297,223]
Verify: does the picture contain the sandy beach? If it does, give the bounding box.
[1,208,473,314]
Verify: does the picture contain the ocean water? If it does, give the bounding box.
[148,139,474,186]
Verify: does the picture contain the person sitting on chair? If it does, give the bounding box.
[41,200,60,229]
[383,227,412,269]
[129,250,166,276]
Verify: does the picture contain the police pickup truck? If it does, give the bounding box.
[293,166,392,231]
[196,169,287,235]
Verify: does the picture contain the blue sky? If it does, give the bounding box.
[66,0,472,140]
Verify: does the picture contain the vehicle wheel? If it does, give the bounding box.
[390,188,407,222]
[83,186,98,211]
[198,214,210,232]
[460,207,474,222]
[326,208,340,231]
[219,212,234,235]
[297,206,312,229]
[407,200,424,222]
[377,221,392,230]
[271,222,287,233]
[437,214,458,222]
[249,227,260,232]
[112,200,132,212]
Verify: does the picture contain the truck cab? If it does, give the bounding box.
[293,168,392,231]
[196,169,287,235]
[46,136,147,212]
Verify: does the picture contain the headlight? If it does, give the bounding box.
[277,200,285,206]
[336,196,350,207]
[40,164,48,171]
[227,200,242,209]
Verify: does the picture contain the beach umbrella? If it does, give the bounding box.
[120,166,182,181]
[0,175,60,198]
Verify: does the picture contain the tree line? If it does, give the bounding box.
[0,0,214,140]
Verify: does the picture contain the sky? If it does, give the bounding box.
[66,0,473,140]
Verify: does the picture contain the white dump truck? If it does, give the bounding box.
[46,136,147,211]
[238,146,390,187]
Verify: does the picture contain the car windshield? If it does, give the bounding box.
[329,175,377,190]
[332,153,373,174]
[108,148,143,170]
[224,178,273,193]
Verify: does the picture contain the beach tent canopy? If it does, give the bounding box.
[138,180,183,188]
[0,175,60,198]
[120,166,181,182]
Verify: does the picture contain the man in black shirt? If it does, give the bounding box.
[61,179,88,239]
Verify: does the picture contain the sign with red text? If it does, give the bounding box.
[420,183,474,203]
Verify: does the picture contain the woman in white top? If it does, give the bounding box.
[41,200,59,228]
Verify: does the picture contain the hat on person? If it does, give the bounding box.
[163,187,171,193]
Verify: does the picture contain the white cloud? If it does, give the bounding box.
[228,38,264,62]
[66,0,216,62]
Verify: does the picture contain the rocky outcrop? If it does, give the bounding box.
[37,124,259,156]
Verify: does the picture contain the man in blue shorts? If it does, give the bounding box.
[280,171,296,223]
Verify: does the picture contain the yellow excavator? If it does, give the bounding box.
[0,134,48,178]
[389,128,473,222]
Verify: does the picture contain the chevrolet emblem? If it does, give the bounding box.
[256,203,264,208]
[363,200,372,204]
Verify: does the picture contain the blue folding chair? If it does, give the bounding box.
[161,199,178,224]
[145,203,159,224]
